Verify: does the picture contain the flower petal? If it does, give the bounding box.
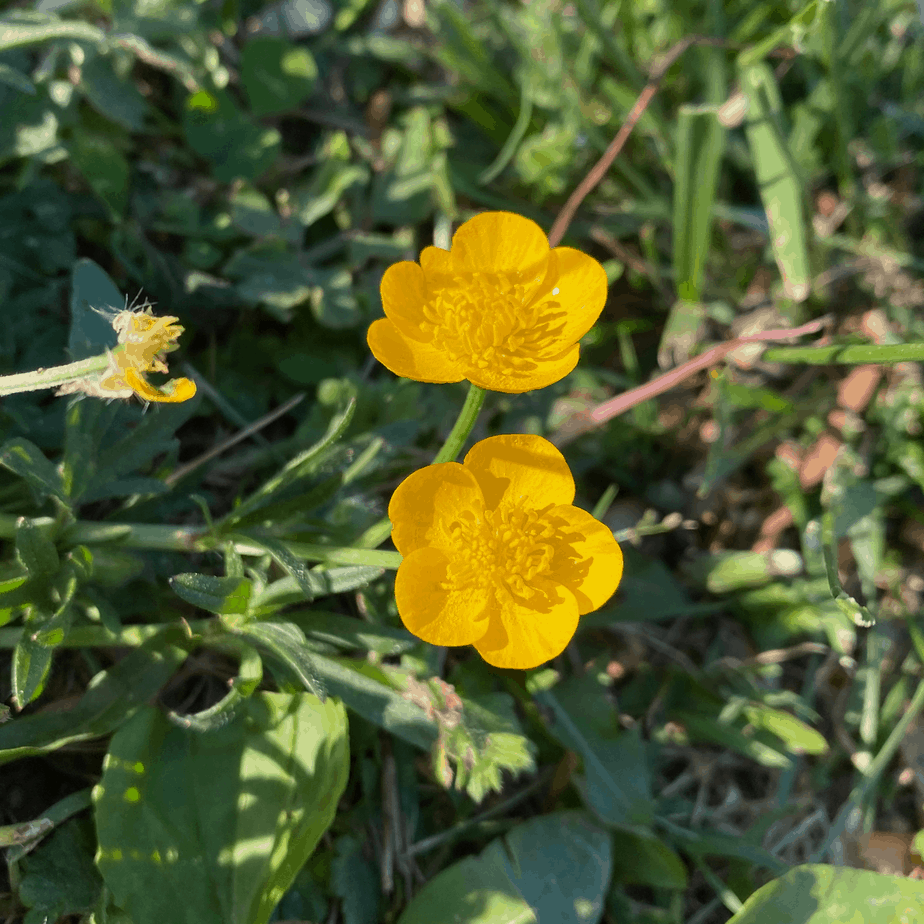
[388,461,485,556]
[474,581,579,669]
[367,318,465,384]
[464,343,579,394]
[380,261,431,342]
[124,369,197,403]
[396,547,492,646]
[546,505,623,613]
[451,211,550,280]
[420,245,454,282]
[545,247,609,343]
[463,434,575,511]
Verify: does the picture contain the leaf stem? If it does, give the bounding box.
[0,354,110,396]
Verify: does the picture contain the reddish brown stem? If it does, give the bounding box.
[551,318,830,447]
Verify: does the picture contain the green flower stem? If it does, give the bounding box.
[0,516,401,569]
[762,341,924,365]
[0,354,111,396]
[0,620,209,650]
[433,382,487,463]
[355,382,488,549]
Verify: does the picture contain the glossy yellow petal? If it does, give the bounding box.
[464,343,579,394]
[546,247,609,344]
[451,211,549,280]
[546,505,623,613]
[474,581,579,669]
[367,318,465,384]
[380,261,431,341]
[420,245,454,283]
[395,547,493,646]
[463,434,575,511]
[388,461,485,556]
[124,368,197,403]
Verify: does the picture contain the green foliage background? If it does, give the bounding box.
[2,0,924,921]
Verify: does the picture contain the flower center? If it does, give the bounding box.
[419,273,567,376]
[443,502,562,602]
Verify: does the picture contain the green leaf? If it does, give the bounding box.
[183,88,281,183]
[740,62,811,302]
[536,671,655,829]
[331,834,380,924]
[15,519,59,576]
[397,811,611,924]
[12,617,54,707]
[726,863,924,923]
[0,638,186,765]
[4,788,93,863]
[0,439,67,503]
[0,61,35,94]
[291,132,368,228]
[80,52,148,131]
[293,610,416,656]
[17,818,102,924]
[231,620,325,700]
[68,258,122,360]
[69,129,130,218]
[311,654,437,750]
[741,703,828,756]
[240,36,318,117]
[442,693,536,802]
[610,829,687,890]
[0,14,104,51]
[170,573,253,616]
[672,105,725,301]
[94,693,349,924]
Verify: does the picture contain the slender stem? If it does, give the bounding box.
[355,383,488,549]
[0,516,402,568]
[763,341,924,365]
[0,354,110,396]
[812,675,924,861]
[433,383,487,464]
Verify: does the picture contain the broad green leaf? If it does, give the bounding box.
[536,671,654,829]
[17,818,102,924]
[69,129,130,217]
[740,63,811,302]
[68,258,121,360]
[398,811,611,924]
[170,573,253,616]
[79,52,148,131]
[610,829,687,890]
[311,654,437,750]
[0,639,186,765]
[727,863,924,923]
[240,36,318,117]
[231,620,325,700]
[94,693,349,924]
[742,704,828,756]
[183,89,281,183]
[0,439,67,503]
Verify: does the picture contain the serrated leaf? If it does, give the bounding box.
[94,693,349,924]
[170,573,253,616]
[0,439,66,503]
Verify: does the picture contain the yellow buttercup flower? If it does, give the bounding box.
[367,211,608,394]
[389,434,623,669]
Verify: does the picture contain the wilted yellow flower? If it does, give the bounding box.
[389,434,622,669]
[59,308,197,403]
[367,212,608,394]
